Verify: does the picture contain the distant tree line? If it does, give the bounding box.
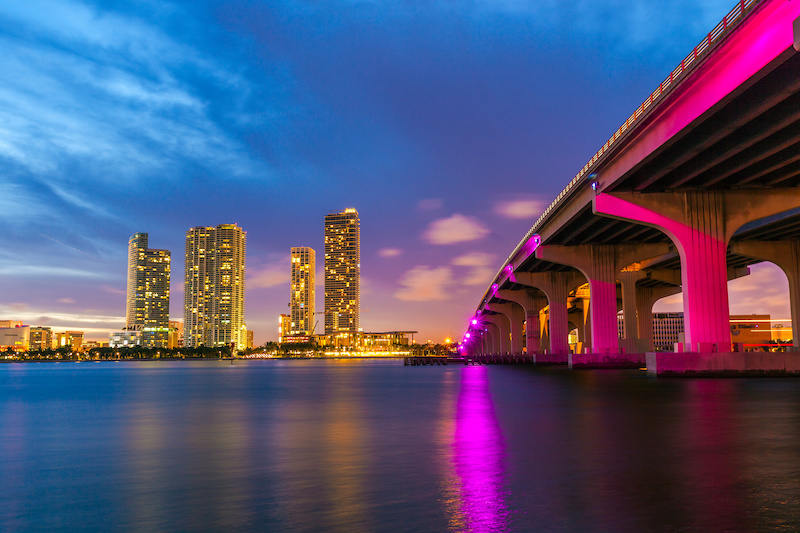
[15,345,234,361]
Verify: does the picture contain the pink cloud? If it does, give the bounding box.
[394,266,453,301]
[378,248,403,258]
[452,252,496,286]
[249,256,290,289]
[494,198,546,219]
[423,214,490,245]
[101,285,126,295]
[417,198,443,211]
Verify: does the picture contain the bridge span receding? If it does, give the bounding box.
[461,0,800,375]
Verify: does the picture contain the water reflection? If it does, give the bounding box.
[681,380,748,531]
[443,366,508,532]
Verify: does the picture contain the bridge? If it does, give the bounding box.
[460,0,800,375]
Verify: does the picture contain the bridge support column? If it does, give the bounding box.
[488,302,525,354]
[483,330,493,355]
[581,296,592,350]
[731,241,800,350]
[535,244,667,354]
[515,272,577,355]
[595,191,800,353]
[495,289,547,353]
[619,269,647,352]
[484,314,511,354]
[483,322,499,355]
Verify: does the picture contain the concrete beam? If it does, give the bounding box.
[595,190,800,351]
[535,243,669,353]
[483,314,510,354]
[495,289,547,353]
[486,301,525,354]
[514,271,581,354]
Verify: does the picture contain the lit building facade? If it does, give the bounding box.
[279,314,291,343]
[290,247,315,335]
[0,325,30,352]
[184,224,247,350]
[730,314,772,350]
[55,331,84,351]
[651,313,684,351]
[169,320,184,349]
[324,208,360,335]
[29,326,52,352]
[126,233,171,348]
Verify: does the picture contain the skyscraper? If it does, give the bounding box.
[184,224,247,350]
[290,247,315,335]
[324,208,360,334]
[126,232,170,348]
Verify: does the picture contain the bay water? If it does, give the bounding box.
[2,359,800,532]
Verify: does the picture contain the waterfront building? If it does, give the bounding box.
[55,331,84,351]
[0,320,22,328]
[772,323,793,342]
[184,224,247,350]
[730,314,772,350]
[324,208,360,335]
[651,313,685,351]
[110,330,142,348]
[246,329,254,349]
[82,340,107,350]
[29,326,52,352]
[126,233,171,348]
[279,314,291,343]
[0,325,30,352]
[616,313,685,351]
[290,247,315,335]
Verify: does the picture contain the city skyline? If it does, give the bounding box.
[0,0,792,343]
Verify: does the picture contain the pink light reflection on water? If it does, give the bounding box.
[450,366,509,533]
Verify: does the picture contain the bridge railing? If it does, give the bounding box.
[494,0,759,289]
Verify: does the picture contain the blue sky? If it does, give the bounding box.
[1,0,789,343]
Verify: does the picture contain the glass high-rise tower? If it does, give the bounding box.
[126,233,170,348]
[184,224,247,350]
[324,208,360,334]
[290,247,315,336]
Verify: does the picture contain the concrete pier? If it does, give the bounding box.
[646,352,800,376]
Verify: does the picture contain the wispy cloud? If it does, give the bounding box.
[494,197,546,220]
[423,213,490,245]
[0,0,268,198]
[0,262,111,279]
[101,285,126,295]
[451,252,496,286]
[378,248,403,258]
[417,198,443,211]
[0,303,125,330]
[249,256,290,289]
[394,266,453,301]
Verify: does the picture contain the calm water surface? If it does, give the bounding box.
[2,359,800,532]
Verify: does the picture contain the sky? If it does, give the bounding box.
[0,0,791,344]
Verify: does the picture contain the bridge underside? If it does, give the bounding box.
[464,1,800,375]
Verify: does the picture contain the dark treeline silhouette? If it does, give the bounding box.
[16,345,233,360]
